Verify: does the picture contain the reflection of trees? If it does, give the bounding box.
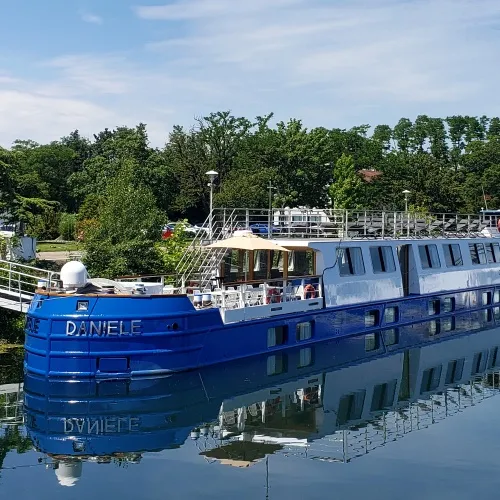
[0,348,24,385]
[0,426,33,472]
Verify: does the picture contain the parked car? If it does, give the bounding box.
[162,222,209,239]
[249,223,282,235]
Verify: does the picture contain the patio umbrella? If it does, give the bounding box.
[205,232,290,252]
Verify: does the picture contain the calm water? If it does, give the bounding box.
[2,326,500,499]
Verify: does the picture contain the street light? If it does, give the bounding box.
[402,190,410,213]
[206,170,218,240]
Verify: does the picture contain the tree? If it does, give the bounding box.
[328,154,364,209]
[83,164,166,278]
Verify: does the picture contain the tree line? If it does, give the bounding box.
[1,111,500,277]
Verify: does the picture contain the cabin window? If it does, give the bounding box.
[483,309,493,323]
[445,359,464,384]
[488,347,499,368]
[494,291,500,304]
[370,246,396,273]
[483,291,492,305]
[371,381,397,411]
[494,307,500,320]
[365,332,379,351]
[418,244,441,269]
[337,391,365,425]
[383,328,398,346]
[267,326,287,347]
[443,243,463,267]
[442,317,455,332]
[420,366,442,393]
[442,297,455,313]
[296,321,313,341]
[298,347,313,368]
[267,354,287,375]
[486,242,500,263]
[429,320,440,336]
[469,243,487,265]
[337,247,365,276]
[384,306,398,324]
[428,299,440,315]
[472,351,488,375]
[365,310,380,327]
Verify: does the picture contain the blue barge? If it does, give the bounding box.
[24,208,500,377]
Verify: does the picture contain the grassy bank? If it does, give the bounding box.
[37,241,81,252]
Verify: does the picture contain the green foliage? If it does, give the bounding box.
[82,166,166,278]
[159,222,189,273]
[329,154,364,209]
[58,212,77,240]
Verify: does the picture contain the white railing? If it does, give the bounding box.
[0,383,24,426]
[208,208,496,239]
[0,259,60,312]
[188,276,322,312]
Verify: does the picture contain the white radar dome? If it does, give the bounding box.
[55,461,82,487]
[60,261,88,289]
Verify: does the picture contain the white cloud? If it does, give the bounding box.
[80,11,103,25]
[2,0,500,148]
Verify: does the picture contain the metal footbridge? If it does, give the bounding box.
[0,260,59,313]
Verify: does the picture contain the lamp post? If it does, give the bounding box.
[402,190,410,213]
[402,189,411,237]
[206,170,218,240]
[267,181,277,239]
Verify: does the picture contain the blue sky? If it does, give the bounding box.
[1,0,500,147]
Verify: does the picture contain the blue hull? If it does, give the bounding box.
[24,286,500,377]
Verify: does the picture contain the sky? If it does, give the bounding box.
[1,0,500,147]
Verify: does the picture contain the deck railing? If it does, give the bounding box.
[208,208,497,239]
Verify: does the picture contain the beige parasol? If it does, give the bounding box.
[205,232,290,252]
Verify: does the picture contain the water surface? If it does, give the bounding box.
[2,328,500,499]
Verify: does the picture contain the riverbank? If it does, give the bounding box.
[0,343,22,354]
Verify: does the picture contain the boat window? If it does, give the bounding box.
[429,319,440,336]
[485,242,500,263]
[445,359,464,384]
[365,332,379,351]
[483,291,492,305]
[472,351,488,375]
[418,244,441,269]
[483,309,493,323]
[443,297,455,313]
[337,247,365,276]
[428,299,440,315]
[371,381,397,411]
[469,243,487,264]
[384,306,398,324]
[488,347,499,368]
[494,306,500,320]
[337,391,365,425]
[296,321,313,341]
[443,243,463,267]
[298,347,313,368]
[268,326,287,347]
[494,290,500,303]
[442,317,455,332]
[267,354,287,375]
[420,365,442,393]
[383,328,398,346]
[365,310,380,327]
[370,246,396,273]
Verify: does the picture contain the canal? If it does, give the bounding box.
[2,325,500,499]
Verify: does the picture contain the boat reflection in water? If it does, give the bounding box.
[23,319,500,485]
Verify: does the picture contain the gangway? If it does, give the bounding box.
[0,260,59,313]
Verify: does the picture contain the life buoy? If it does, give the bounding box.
[304,284,317,299]
[266,288,281,304]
